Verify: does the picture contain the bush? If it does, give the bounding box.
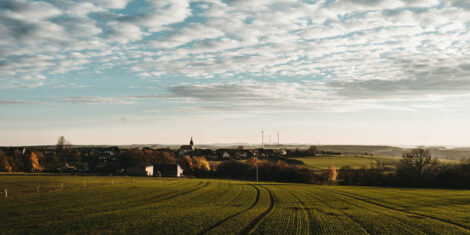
[179,156,212,177]
[119,148,176,167]
[214,158,316,184]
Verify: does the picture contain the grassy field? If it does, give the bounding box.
[294,155,461,170]
[1,175,469,234]
[293,155,401,170]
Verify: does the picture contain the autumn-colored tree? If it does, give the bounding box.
[193,157,210,171]
[0,150,12,172]
[179,156,210,172]
[275,160,289,169]
[181,155,193,170]
[325,166,337,182]
[24,151,43,172]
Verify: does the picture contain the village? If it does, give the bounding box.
[0,137,317,178]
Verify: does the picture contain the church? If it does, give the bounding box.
[178,137,194,157]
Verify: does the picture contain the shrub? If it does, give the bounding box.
[214,158,316,184]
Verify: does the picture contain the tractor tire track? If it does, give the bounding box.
[309,189,371,235]
[285,189,311,234]
[78,181,210,218]
[330,189,470,231]
[238,184,275,235]
[317,187,431,234]
[198,184,260,235]
[377,189,470,211]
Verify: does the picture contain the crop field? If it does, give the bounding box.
[1,175,469,234]
[294,155,460,170]
[293,155,401,170]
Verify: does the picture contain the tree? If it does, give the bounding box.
[325,166,337,182]
[56,136,72,162]
[398,148,439,178]
[0,150,12,172]
[23,151,43,172]
[193,157,210,171]
[56,136,72,152]
[56,136,66,152]
[9,149,23,171]
[308,146,317,157]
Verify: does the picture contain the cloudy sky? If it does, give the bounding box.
[1,0,470,146]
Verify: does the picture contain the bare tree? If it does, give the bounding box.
[56,136,72,162]
[56,136,71,152]
[56,136,66,152]
[399,148,439,177]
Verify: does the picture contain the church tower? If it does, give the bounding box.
[190,137,194,147]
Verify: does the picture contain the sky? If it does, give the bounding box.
[1,0,470,146]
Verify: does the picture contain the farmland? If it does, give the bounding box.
[294,155,401,170]
[1,175,469,234]
[294,154,461,170]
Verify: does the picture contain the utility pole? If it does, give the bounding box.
[269,134,271,145]
[261,131,264,148]
[277,132,280,145]
[258,131,264,182]
[256,156,259,182]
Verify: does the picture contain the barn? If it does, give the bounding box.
[153,164,183,177]
[127,165,154,176]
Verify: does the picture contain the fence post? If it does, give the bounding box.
[4,189,7,198]
[61,183,64,190]
[37,185,40,193]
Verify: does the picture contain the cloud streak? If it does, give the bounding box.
[56,96,132,104]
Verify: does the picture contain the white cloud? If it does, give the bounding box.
[92,0,132,9]
[107,22,147,43]
[65,2,107,17]
[120,0,192,32]
[1,0,62,21]
[152,23,225,48]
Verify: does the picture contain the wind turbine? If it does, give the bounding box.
[258,131,264,182]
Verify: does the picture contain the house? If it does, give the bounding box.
[127,165,154,176]
[216,149,233,159]
[57,163,76,173]
[97,146,120,156]
[216,149,254,159]
[257,148,275,157]
[154,164,183,177]
[178,137,195,157]
[192,148,214,158]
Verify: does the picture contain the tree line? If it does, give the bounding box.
[1,136,468,188]
[337,148,470,188]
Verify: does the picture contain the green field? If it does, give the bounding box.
[294,155,401,170]
[295,155,461,170]
[1,175,469,234]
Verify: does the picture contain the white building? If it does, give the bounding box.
[127,165,154,176]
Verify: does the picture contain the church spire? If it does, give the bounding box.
[190,137,194,146]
